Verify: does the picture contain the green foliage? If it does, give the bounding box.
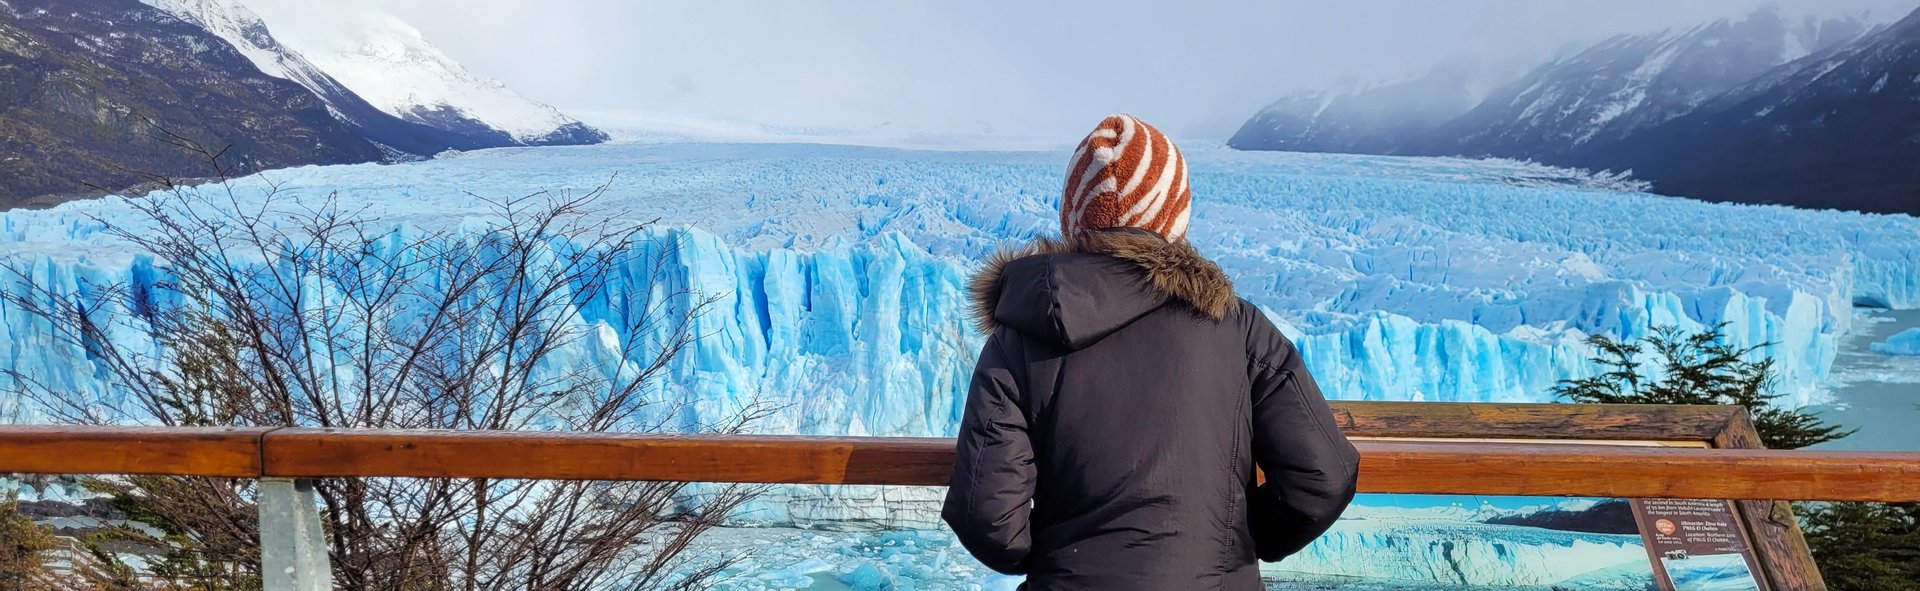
[1554,324,1917,591]
[71,539,143,591]
[0,494,57,590]
[0,491,155,590]
[80,477,260,590]
[1552,323,1851,449]
[145,309,250,428]
[1798,501,1920,591]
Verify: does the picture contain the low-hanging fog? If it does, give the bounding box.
[242,0,1918,141]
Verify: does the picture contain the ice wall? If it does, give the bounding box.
[601,229,977,438]
[1271,520,1649,587]
[0,223,1856,428]
[0,226,981,435]
[663,522,1652,591]
[0,222,1865,535]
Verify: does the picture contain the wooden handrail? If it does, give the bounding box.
[1327,401,1741,441]
[0,425,267,478]
[1357,441,1920,501]
[265,429,954,485]
[2,425,1917,501]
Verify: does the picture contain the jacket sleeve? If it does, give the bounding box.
[1246,313,1360,562]
[941,330,1035,574]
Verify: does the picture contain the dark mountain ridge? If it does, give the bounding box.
[149,1,498,156]
[1,0,608,208]
[1419,7,1867,162]
[1230,5,1915,216]
[0,0,382,206]
[1585,8,1920,214]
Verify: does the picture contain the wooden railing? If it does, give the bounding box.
[2,425,1917,501]
[5,402,1918,591]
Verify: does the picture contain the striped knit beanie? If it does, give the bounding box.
[1061,114,1191,241]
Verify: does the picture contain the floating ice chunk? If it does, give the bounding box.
[839,562,896,591]
[1871,328,1920,356]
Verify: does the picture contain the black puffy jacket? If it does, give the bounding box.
[942,228,1359,590]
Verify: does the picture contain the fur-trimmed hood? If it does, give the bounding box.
[968,228,1235,350]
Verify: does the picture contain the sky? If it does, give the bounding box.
[243,0,1919,141]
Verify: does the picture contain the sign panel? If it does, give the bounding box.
[1631,498,1768,591]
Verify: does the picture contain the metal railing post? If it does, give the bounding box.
[260,478,331,591]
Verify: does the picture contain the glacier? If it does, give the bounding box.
[6,141,1915,429]
[1258,501,1655,589]
[140,0,598,145]
[1271,520,1648,587]
[3,140,1918,587]
[656,514,1654,591]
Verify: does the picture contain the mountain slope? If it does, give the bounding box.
[140,0,496,156]
[0,0,383,206]
[1422,6,1867,162]
[1228,5,1914,215]
[142,0,604,150]
[272,12,606,147]
[1593,8,1920,215]
[1227,66,1476,154]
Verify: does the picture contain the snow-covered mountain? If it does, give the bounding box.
[138,0,495,157]
[1230,7,1870,159]
[142,0,605,149]
[1424,5,1868,161]
[279,12,606,147]
[1229,4,1920,215]
[1226,65,1478,154]
[0,0,383,205]
[1591,6,1920,215]
[2,0,606,204]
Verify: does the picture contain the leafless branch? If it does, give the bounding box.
[3,168,759,590]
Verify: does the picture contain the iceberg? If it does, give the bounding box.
[1871,327,1920,356]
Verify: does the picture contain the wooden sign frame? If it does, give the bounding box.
[1324,401,1822,591]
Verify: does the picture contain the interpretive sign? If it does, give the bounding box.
[1631,498,1768,591]
[1268,402,1822,589]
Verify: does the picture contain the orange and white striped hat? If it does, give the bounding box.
[1060,114,1191,241]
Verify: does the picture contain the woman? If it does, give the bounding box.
[943,114,1359,590]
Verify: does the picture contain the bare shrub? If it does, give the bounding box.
[3,146,766,589]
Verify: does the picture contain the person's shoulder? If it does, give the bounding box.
[1227,298,1302,363]
[1223,297,1275,330]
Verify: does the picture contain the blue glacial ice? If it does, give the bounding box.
[1274,505,1649,587]
[1276,523,1647,588]
[1870,327,1920,356]
[669,512,1653,590]
[6,142,1915,429]
[1661,554,1763,591]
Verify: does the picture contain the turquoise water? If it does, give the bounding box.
[1810,307,1920,451]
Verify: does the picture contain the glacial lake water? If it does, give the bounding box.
[1809,307,1920,452]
